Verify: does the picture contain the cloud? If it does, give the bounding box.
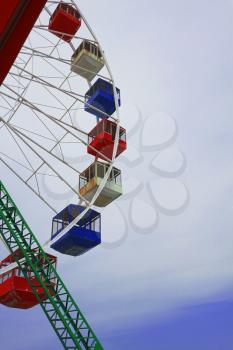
[1,0,233,348]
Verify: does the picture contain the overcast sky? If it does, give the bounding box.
[1,0,233,349]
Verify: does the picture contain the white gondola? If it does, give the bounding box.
[71,40,105,81]
[79,161,122,207]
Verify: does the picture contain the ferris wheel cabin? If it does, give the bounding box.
[0,250,57,309]
[85,78,121,119]
[88,119,127,160]
[71,40,105,81]
[79,161,122,207]
[0,0,47,86]
[50,205,101,257]
[49,3,81,42]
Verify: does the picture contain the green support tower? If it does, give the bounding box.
[0,180,103,350]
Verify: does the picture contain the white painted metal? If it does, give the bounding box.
[0,0,123,253]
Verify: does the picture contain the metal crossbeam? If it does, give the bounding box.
[0,181,103,350]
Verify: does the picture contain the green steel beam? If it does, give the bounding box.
[0,181,104,350]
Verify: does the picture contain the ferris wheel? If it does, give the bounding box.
[0,1,126,348]
[0,0,126,254]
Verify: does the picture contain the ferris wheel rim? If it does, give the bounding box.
[46,0,122,247]
[0,0,123,251]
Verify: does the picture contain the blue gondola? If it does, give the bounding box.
[50,204,101,257]
[84,78,121,119]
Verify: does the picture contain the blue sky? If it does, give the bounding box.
[1,0,233,349]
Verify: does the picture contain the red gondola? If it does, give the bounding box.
[87,119,127,160]
[0,250,57,309]
[49,3,81,42]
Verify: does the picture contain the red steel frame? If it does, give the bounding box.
[0,0,47,86]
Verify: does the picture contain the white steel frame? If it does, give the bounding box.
[0,0,122,251]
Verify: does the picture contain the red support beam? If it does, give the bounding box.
[0,0,47,86]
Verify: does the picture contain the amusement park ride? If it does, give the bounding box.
[0,1,127,349]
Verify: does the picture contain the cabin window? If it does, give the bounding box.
[89,164,95,179]
[59,3,80,19]
[105,120,111,134]
[80,175,87,188]
[85,40,91,52]
[92,45,97,56]
[52,219,63,235]
[71,206,80,220]
[100,80,106,91]
[97,163,105,178]
[120,129,126,142]
[112,124,117,141]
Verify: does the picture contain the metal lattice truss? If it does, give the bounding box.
[0,180,103,350]
[0,0,121,247]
